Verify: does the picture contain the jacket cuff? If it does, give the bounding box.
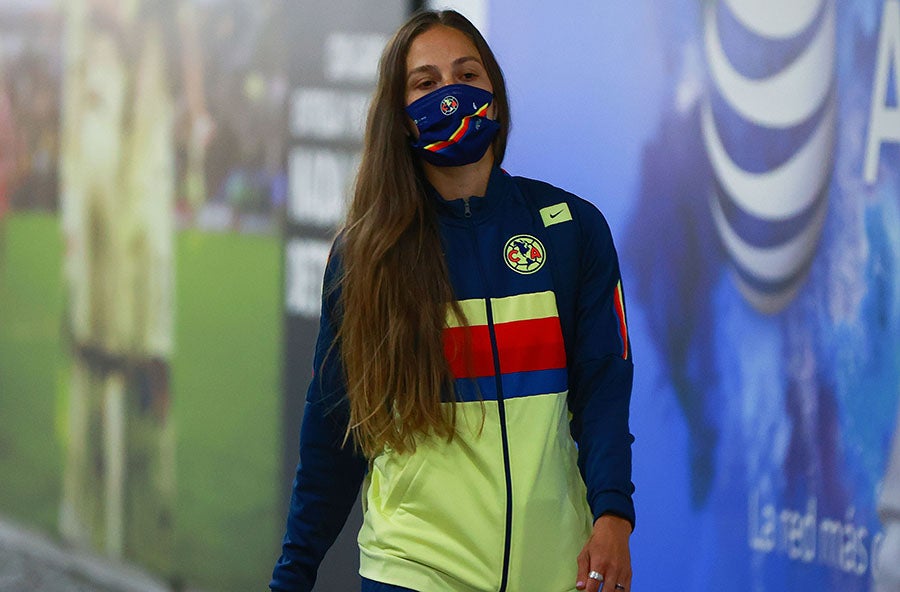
[590,491,636,531]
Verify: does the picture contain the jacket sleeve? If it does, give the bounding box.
[270,248,368,592]
[567,202,636,529]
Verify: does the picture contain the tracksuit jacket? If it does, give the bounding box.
[271,167,635,592]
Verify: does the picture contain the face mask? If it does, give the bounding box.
[405,84,500,167]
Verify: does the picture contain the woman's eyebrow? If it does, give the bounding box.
[407,56,483,80]
[453,56,481,67]
[407,64,440,79]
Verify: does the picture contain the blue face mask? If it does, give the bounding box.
[405,84,500,167]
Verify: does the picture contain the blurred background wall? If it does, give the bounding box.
[1,1,899,591]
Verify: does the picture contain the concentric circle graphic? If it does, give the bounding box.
[702,0,836,314]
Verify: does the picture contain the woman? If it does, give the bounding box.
[271,10,634,592]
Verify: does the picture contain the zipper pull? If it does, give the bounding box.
[463,198,472,218]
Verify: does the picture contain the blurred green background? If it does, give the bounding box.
[0,212,283,591]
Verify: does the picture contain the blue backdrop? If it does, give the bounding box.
[489,1,900,590]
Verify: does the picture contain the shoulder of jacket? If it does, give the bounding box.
[512,175,576,206]
[511,175,609,230]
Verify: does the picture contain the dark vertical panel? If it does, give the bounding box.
[280,2,408,590]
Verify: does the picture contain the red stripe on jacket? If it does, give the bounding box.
[613,284,629,360]
[443,316,567,379]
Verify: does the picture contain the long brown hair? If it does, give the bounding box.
[337,10,510,458]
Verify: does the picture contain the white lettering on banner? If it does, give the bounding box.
[288,147,357,226]
[324,32,387,83]
[864,0,900,184]
[285,239,332,318]
[781,498,817,562]
[748,488,777,552]
[291,87,370,141]
[748,486,880,577]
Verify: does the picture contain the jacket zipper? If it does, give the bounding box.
[463,197,514,592]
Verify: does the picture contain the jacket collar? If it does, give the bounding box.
[427,166,515,224]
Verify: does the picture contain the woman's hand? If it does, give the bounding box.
[575,514,633,592]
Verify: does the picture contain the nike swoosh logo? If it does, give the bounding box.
[549,209,564,219]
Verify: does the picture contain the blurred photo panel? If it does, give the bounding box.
[1,0,294,589]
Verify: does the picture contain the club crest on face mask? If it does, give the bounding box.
[406,84,500,167]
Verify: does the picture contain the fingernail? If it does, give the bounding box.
[576,582,585,590]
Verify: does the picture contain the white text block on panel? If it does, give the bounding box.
[288,146,357,227]
[325,32,387,83]
[285,239,332,319]
[290,87,370,141]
